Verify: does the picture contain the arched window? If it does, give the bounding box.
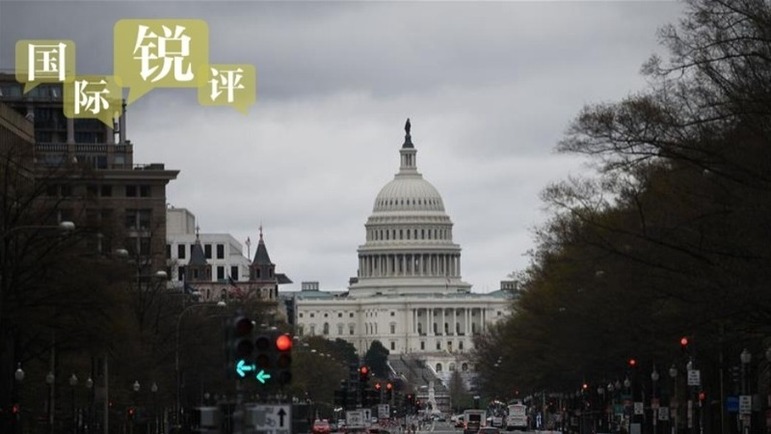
[337,323,344,335]
[323,323,330,335]
[436,363,443,372]
[461,363,469,372]
[449,363,456,372]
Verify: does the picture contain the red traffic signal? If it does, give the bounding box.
[386,382,393,390]
[276,334,292,351]
[359,366,369,382]
[680,337,689,347]
[628,358,637,367]
[698,391,706,401]
[375,382,382,390]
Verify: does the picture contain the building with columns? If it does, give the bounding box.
[294,120,514,375]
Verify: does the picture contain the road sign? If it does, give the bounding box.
[377,404,389,419]
[346,410,365,428]
[245,404,291,434]
[634,402,644,415]
[687,369,701,386]
[658,407,670,421]
[740,395,752,415]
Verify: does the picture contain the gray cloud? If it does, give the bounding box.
[0,0,684,292]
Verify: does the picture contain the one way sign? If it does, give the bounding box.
[245,404,292,434]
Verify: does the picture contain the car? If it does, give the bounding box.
[313,419,332,434]
[477,428,501,434]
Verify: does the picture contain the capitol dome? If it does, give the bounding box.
[349,119,471,297]
[373,176,446,213]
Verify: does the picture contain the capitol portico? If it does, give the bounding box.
[293,120,513,362]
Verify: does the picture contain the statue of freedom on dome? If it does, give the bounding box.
[405,118,411,135]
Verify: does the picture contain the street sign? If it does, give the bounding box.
[634,402,644,415]
[346,410,365,428]
[377,404,390,419]
[687,369,701,386]
[740,395,752,415]
[245,404,291,434]
[658,407,670,421]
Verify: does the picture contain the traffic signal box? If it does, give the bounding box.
[226,315,292,388]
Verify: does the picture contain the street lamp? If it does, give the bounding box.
[151,382,158,434]
[69,374,78,434]
[741,349,751,434]
[175,301,226,426]
[670,365,678,434]
[652,368,660,434]
[46,371,55,434]
[13,364,24,434]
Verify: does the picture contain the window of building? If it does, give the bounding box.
[337,324,344,335]
[338,313,343,318]
[449,363,456,372]
[178,266,185,281]
[349,324,355,335]
[459,341,464,350]
[310,313,315,318]
[436,341,441,350]
[349,313,354,318]
[436,363,442,372]
[390,311,395,317]
[216,244,224,259]
[390,323,396,334]
[390,342,395,351]
[299,313,303,318]
[177,244,185,259]
[126,185,137,197]
[297,326,304,337]
[461,363,469,372]
[230,266,238,280]
[204,244,212,259]
[420,341,425,350]
[139,185,151,197]
[310,325,316,336]
[322,323,329,335]
[217,266,224,281]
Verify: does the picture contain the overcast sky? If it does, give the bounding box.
[0,0,683,292]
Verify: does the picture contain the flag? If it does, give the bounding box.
[228,275,246,298]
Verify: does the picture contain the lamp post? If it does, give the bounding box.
[85,376,93,433]
[46,371,55,434]
[652,368,660,434]
[151,382,158,434]
[741,349,752,434]
[175,301,226,428]
[69,374,78,434]
[13,364,24,434]
[670,365,678,434]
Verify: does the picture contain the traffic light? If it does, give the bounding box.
[127,407,136,420]
[230,315,254,378]
[274,332,292,386]
[359,366,370,383]
[698,391,706,402]
[375,382,382,391]
[252,330,293,386]
[628,358,637,368]
[680,336,690,353]
[386,382,393,401]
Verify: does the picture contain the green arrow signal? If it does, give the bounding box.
[236,360,256,378]
[256,369,271,384]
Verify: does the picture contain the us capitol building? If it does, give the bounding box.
[293,120,514,376]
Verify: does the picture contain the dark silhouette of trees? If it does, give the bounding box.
[472,0,771,406]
